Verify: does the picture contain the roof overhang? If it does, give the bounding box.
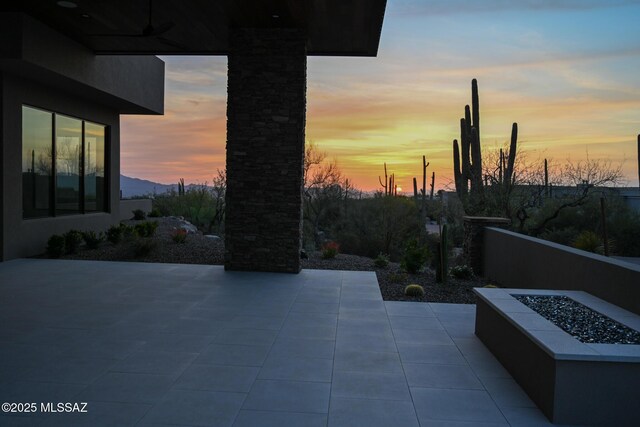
[0,13,165,115]
[2,0,387,57]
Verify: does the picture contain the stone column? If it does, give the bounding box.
[225,28,306,273]
[463,216,510,276]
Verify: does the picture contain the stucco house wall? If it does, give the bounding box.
[0,13,164,260]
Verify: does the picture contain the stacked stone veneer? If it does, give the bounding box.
[225,28,307,273]
[463,216,510,276]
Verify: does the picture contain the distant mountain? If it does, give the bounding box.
[120,175,217,198]
[120,175,177,198]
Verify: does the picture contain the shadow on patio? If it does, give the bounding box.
[1,259,564,426]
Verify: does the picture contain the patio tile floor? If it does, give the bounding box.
[0,259,578,426]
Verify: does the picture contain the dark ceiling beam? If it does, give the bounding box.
[0,0,386,56]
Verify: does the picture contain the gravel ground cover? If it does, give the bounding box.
[59,217,484,303]
[60,217,225,265]
[515,295,640,344]
[303,252,486,304]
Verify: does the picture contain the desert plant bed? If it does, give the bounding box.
[53,217,485,304]
[474,288,640,426]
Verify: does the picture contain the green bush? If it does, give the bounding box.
[121,224,139,241]
[47,235,65,258]
[133,239,157,258]
[387,271,407,283]
[148,209,162,218]
[373,253,390,268]
[328,196,423,261]
[106,224,124,244]
[401,239,429,274]
[539,227,579,247]
[321,241,339,259]
[132,209,146,220]
[172,229,187,244]
[404,284,425,297]
[135,221,158,238]
[572,230,601,253]
[450,265,474,279]
[151,173,226,234]
[63,230,83,254]
[82,231,104,249]
[531,193,640,256]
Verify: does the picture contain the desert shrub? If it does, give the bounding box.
[135,221,158,238]
[146,221,159,236]
[47,235,65,258]
[530,193,640,256]
[330,196,423,261]
[106,224,124,244]
[172,228,188,244]
[82,231,104,249]
[148,209,161,218]
[572,230,601,253]
[133,239,157,257]
[539,227,579,247]
[401,239,429,274]
[151,173,226,234]
[404,284,425,297]
[450,265,474,279]
[134,223,147,237]
[373,252,390,268]
[424,232,442,269]
[121,224,139,241]
[321,241,339,259]
[387,271,407,283]
[608,203,640,256]
[132,209,146,220]
[63,230,83,254]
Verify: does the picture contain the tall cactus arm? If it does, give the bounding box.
[472,79,480,136]
[505,123,518,186]
[453,139,463,197]
[464,105,472,136]
[460,118,471,190]
[430,172,435,200]
[470,127,483,194]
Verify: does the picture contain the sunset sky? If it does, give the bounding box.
[120,0,640,192]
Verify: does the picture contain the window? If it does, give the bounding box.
[84,122,106,212]
[22,107,53,218]
[55,114,82,215]
[22,106,108,218]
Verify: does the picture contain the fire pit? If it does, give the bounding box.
[474,288,640,425]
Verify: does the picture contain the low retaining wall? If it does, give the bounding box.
[119,199,152,221]
[483,227,640,315]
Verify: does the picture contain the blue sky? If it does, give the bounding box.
[121,0,640,190]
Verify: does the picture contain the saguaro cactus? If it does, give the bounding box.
[452,79,518,212]
[413,156,430,204]
[544,158,550,198]
[453,79,483,200]
[430,172,435,200]
[422,156,428,204]
[378,163,388,195]
[504,123,518,186]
